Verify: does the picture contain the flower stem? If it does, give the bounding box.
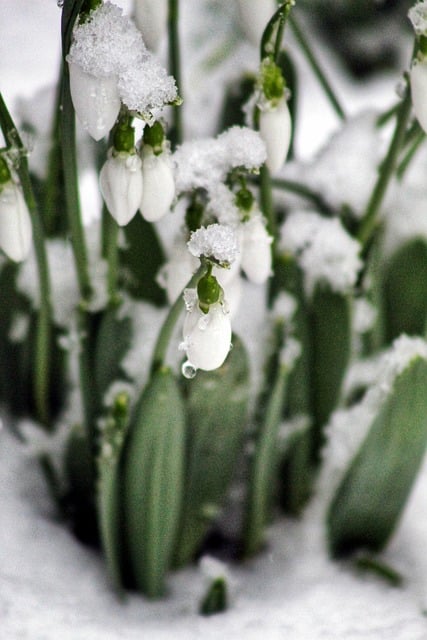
[168,0,183,147]
[357,85,413,247]
[0,93,52,427]
[289,13,345,121]
[150,264,205,374]
[270,176,336,216]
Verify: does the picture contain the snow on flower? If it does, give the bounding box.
[408,1,427,36]
[187,223,238,265]
[280,210,362,296]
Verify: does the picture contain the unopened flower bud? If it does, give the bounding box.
[259,98,291,173]
[237,0,277,47]
[240,214,272,284]
[410,58,427,133]
[134,0,168,51]
[139,148,175,222]
[100,150,143,226]
[181,300,232,371]
[0,182,32,262]
[68,62,121,141]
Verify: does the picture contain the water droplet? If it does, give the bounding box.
[182,360,197,379]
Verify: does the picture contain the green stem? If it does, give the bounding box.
[150,264,205,374]
[168,0,183,147]
[270,177,336,216]
[289,13,345,121]
[357,86,413,246]
[0,93,52,427]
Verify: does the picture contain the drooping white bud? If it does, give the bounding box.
[240,214,273,284]
[0,183,32,262]
[139,149,175,222]
[181,300,232,371]
[68,62,121,141]
[134,0,168,51]
[99,151,143,226]
[237,0,277,47]
[410,59,427,134]
[259,98,292,173]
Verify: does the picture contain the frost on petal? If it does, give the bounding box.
[187,224,238,264]
[67,2,145,78]
[117,56,178,115]
[181,302,232,371]
[0,183,32,262]
[99,152,143,226]
[140,151,175,222]
[280,211,362,297]
[408,1,427,35]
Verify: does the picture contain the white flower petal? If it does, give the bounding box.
[182,302,232,371]
[0,183,32,262]
[259,99,292,173]
[100,152,143,226]
[140,152,175,222]
[240,215,273,284]
[69,62,121,141]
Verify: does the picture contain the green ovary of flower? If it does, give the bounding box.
[197,273,222,313]
[261,60,285,102]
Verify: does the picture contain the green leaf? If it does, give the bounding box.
[382,239,427,343]
[94,307,132,401]
[328,356,427,556]
[119,215,166,306]
[310,284,352,459]
[260,2,293,61]
[200,578,228,616]
[174,337,250,567]
[122,369,185,597]
[277,50,297,159]
[97,393,130,592]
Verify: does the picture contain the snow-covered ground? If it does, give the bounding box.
[2,1,427,638]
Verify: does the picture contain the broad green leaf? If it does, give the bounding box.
[122,369,185,597]
[382,239,427,343]
[119,215,166,306]
[97,393,130,592]
[310,284,352,459]
[174,337,250,567]
[328,356,427,557]
[94,307,132,401]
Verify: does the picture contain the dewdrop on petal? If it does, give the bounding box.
[100,151,143,226]
[140,149,175,222]
[240,214,273,284]
[68,62,121,142]
[181,299,232,372]
[134,0,168,51]
[0,182,33,262]
[237,0,276,46]
[259,98,292,173]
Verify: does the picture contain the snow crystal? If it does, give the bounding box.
[174,127,266,195]
[322,335,427,498]
[207,183,241,226]
[409,1,427,35]
[117,57,178,114]
[67,2,143,78]
[280,211,362,297]
[67,1,177,115]
[187,223,238,264]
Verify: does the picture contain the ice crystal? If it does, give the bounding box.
[117,58,177,114]
[280,211,362,296]
[187,223,238,264]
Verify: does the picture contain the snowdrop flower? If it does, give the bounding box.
[140,149,175,222]
[237,0,277,46]
[259,98,292,173]
[181,288,232,372]
[68,62,121,141]
[240,213,273,284]
[100,150,143,226]
[134,0,168,51]
[0,157,32,262]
